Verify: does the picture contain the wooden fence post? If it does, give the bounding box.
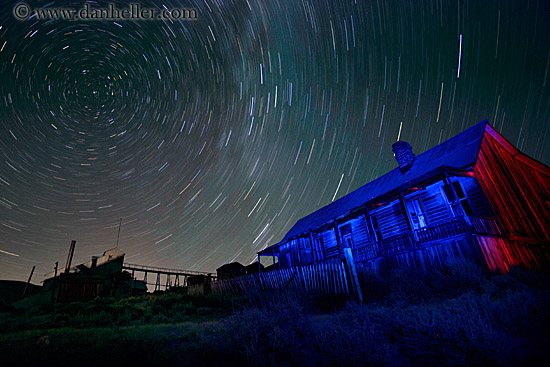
[342,247,363,303]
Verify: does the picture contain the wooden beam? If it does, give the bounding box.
[65,240,76,274]
[309,232,317,262]
[51,262,58,303]
[333,221,342,256]
[342,248,363,303]
[398,191,414,232]
[398,191,419,242]
[22,266,35,298]
[444,172,470,223]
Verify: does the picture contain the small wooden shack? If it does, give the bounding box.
[258,121,550,275]
[216,262,246,280]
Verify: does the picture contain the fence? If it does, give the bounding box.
[416,217,470,244]
[211,261,350,295]
[468,216,502,236]
[353,216,501,262]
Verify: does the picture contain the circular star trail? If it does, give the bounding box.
[1,0,549,281]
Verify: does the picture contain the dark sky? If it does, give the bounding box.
[1,0,549,282]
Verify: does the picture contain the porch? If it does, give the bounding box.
[353,216,501,263]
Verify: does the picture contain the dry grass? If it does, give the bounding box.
[1,261,549,366]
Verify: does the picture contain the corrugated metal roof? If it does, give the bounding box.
[259,120,488,254]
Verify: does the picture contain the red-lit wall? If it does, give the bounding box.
[474,128,550,245]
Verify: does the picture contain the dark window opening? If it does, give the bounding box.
[340,223,352,236]
[340,223,354,249]
[443,184,456,202]
[313,236,325,261]
[453,182,466,199]
[371,216,382,241]
[445,180,474,216]
[460,199,474,216]
[407,198,428,229]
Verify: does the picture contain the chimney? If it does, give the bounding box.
[65,240,77,274]
[392,141,415,173]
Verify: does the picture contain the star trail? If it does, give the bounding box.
[1,0,549,282]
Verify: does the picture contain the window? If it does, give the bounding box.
[313,236,325,261]
[285,251,292,268]
[443,180,474,216]
[371,216,382,241]
[407,198,428,229]
[340,223,354,249]
[340,223,352,236]
[280,243,291,268]
[453,182,473,216]
[443,184,456,202]
[300,238,314,265]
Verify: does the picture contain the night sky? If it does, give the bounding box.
[1,0,549,282]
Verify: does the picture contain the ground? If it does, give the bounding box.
[1,260,549,366]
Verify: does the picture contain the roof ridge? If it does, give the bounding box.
[263,121,488,250]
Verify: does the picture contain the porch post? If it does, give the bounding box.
[272,248,278,270]
[258,254,261,273]
[399,190,418,242]
[342,247,363,303]
[363,207,375,242]
[334,221,342,255]
[444,172,471,225]
[309,232,316,261]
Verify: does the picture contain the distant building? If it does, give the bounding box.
[258,121,550,274]
[187,274,212,295]
[13,248,146,307]
[216,262,246,280]
[42,248,133,302]
[245,261,264,275]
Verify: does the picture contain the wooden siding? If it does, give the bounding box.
[475,131,550,244]
[298,237,314,265]
[371,199,408,238]
[460,177,494,217]
[423,182,453,225]
[290,239,300,266]
[279,242,291,268]
[355,236,488,276]
[58,282,101,303]
[405,182,454,227]
[338,215,372,249]
[476,236,550,273]
[318,228,339,258]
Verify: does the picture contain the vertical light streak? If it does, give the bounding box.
[457,34,463,78]
[437,82,444,122]
[332,173,344,202]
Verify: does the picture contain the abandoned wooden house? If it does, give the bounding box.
[41,247,144,303]
[14,247,147,307]
[258,121,550,275]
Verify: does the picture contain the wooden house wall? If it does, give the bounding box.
[458,177,494,217]
[279,242,291,268]
[318,228,339,258]
[370,199,408,238]
[339,215,372,249]
[407,181,454,226]
[58,282,101,303]
[476,236,550,273]
[475,132,550,244]
[298,237,314,265]
[355,237,488,277]
[282,238,312,268]
[290,239,300,267]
